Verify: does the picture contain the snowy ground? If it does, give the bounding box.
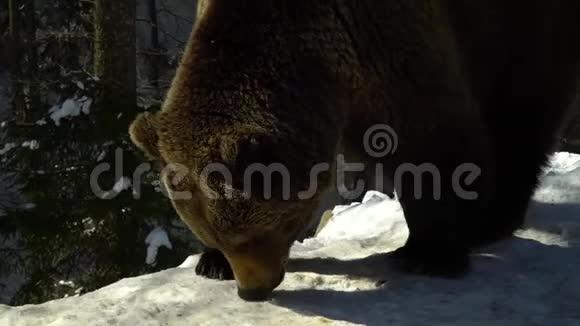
[1,152,580,325]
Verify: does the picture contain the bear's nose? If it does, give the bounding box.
[237,287,272,302]
[237,271,285,302]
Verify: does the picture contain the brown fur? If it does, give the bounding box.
[130,0,580,300]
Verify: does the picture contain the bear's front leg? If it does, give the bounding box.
[391,224,471,278]
[195,248,234,281]
[387,118,494,278]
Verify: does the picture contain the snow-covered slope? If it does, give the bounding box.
[2,153,580,326]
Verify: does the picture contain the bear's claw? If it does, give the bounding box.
[195,249,234,280]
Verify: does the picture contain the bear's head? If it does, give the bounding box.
[129,1,350,301]
[129,108,336,301]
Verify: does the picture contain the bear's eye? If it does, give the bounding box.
[219,134,270,165]
[233,135,278,168]
[248,136,259,148]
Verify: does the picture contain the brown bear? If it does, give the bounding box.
[129,0,580,301]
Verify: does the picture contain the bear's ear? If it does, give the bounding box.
[129,112,161,160]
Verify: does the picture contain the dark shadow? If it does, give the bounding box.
[287,252,397,280]
[526,200,580,238]
[274,234,580,325]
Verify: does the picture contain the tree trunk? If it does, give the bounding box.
[9,0,39,124]
[21,0,39,121]
[1,2,10,67]
[148,0,160,91]
[94,0,137,118]
[8,0,25,122]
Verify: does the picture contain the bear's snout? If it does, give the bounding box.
[237,287,271,302]
[237,271,285,302]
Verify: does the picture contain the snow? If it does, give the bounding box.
[81,218,97,236]
[112,177,132,193]
[0,141,40,153]
[315,191,408,243]
[21,140,40,151]
[49,96,92,126]
[75,81,85,91]
[145,227,174,265]
[96,150,107,162]
[101,177,133,199]
[0,143,16,156]
[2,152,580,325]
